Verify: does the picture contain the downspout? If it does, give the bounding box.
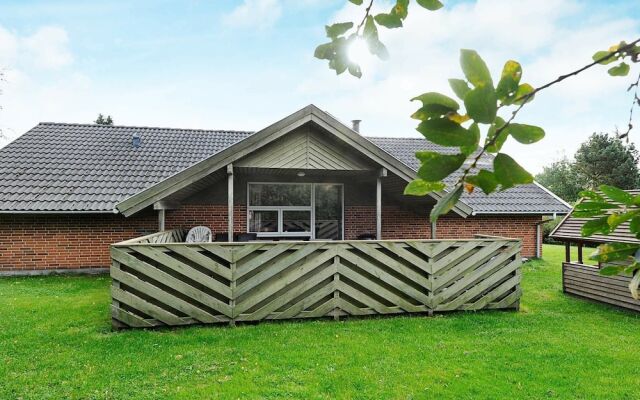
[535,217,556,258]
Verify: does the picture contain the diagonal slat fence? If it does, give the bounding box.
[110,230,522,329]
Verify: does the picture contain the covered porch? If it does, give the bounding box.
[152,165,442,243]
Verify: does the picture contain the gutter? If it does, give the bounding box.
[0,210,116,214]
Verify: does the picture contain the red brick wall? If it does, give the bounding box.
[0,212,157,272]
[345,205,539,257]
[0,205,541,272]
[437,214,540,257]
[165,204,247,234]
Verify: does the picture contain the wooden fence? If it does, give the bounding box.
[110,230,522,329]
[563,262,640,312]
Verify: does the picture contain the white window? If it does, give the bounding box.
[247,183,343,239]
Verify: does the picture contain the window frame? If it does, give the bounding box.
[246,182,344,239]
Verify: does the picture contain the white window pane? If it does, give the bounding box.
[248,210,278,232]
[315,184,343,240]
[282,210,311,233]
[249,183,311,206]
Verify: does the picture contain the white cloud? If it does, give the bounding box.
[0,26,18,63]
[22,26,73,69]
[0,24,76,143]
[222,0,282,30]
[299,0,640,173]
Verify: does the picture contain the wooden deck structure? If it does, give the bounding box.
[551,193,640,313]
[110,230,522,329]
[562,262,640,312]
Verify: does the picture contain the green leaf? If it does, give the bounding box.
[506,123,545,144]
[363,15,377,38]
[415,152,466,182]
[374,13,403,28]
[449,79,471,100]
[325,22,354,39]
[416,0,443,11]
[630,270,640,300]
[411,93,459,120]
[314,42,334,60]
[404,179,446,196]
[349,0,364,4]
[430,185,463,222]
[465,170,499,194]
[581,216,610,236]
[608,211,640,231]
[416,118,477,147]
[513,83,535,105]
[393,0,410,19]
[460,123,480,156]
[590,243,640,263]
[575,201,619,212]
[464,84,497,124]
[600,185,634,205]
[608,62,630,77]
[631,217,640,239]
[412,92,459,111]
[362,18,389,61]
[348,63,362,78]
[493,153,533,189]
[578,190,605,202]
[485,117,508,153]
[369,38,389,60]
[496,60,522,102]
[599,265,625,276]
[592,50,618,65]
[460,49,493,88]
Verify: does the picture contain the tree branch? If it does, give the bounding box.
[458,37,640,185]
[356,0,375,34]
[618,71,640,141]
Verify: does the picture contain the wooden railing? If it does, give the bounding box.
[563,262,640,312]
[110,230,522,328]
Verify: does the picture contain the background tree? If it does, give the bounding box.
[535,157,582,203]
[574,132,639,190]
[95,114,114,125]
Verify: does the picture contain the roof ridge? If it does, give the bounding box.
[366,135,425,140]
[37,122,254,134]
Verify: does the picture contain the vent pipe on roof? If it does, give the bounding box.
[351,119,361,133]
[132,133,141,148]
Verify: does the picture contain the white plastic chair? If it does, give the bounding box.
[185,226,212,243]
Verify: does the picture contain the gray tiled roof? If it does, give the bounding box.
[369,137,569,214]
[0,122,569,214]
[0,123,251,211]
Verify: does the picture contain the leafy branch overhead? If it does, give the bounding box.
[405,49,540,220]
[316,1,640,296]
[314,0,442,78]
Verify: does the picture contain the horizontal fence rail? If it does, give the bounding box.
[563,262,640,312]
[110,230,522,329]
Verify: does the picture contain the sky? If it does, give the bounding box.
[0,0,638,174]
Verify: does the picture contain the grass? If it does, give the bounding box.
[1,245,639,399]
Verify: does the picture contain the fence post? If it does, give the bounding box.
[333,254,340,321]
[427,245,434,317]
[229,251,237,327]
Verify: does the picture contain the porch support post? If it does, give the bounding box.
[227,164,234,243]
[158,209,165,232]
[577,242,583,264]
[376,168,387,240]
[431,221,437,239]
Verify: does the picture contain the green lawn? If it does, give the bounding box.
[1,245,639,399]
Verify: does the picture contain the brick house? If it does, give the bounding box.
[0,105,569,274]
